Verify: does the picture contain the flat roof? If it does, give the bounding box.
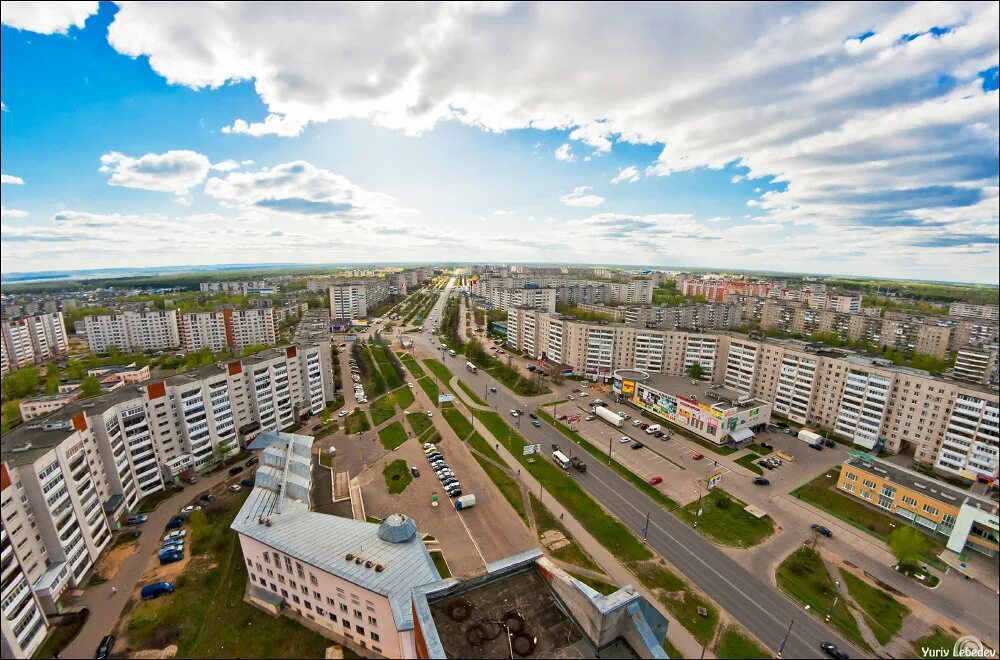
[642,374,764,411]
[426,563,637,659]
[844,455,999,514]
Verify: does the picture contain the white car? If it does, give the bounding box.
[229,484,242,492]
[181,505,196,515]
[567,395,575,400]
[163,530,187,541]
[619,436,631,444]
[579,392,588,397]
[426,410,433,417]
[510,410,519,417]
[338,410,349,417]
[632,420,642,427]
[407,382,414,388]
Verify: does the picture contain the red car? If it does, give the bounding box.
[648,476,663,486]
[558,414,568,421]
[692,452,704,460]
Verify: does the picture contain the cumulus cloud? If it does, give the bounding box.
[203,160,414,221]
[611,166,640,184]
[554,144,576,162]
[1,174,25,185]
[493,209,515,216]
[100,2,998,269]
[99,150,211,197]
[1,207,30,219]
[210,159,242,172]
[1,1,98,34]
[560,186,604,208]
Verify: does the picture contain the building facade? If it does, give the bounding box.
[84,310,180,354]
[1,313,69,376]
[949,302,1000,321]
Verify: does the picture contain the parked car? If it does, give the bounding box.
[198,494,215,504]
[653,430,664,438]
[426,410,433,417]
[96,635,116,660]
[447,488,463,498]
[648,476,663,485]
[823,439,836,448]
[757,460,774,470]
[140,581,176,600]
[490,386,497,393]
[753,477,771,486]
[809,443,823,451]
[182,475,198,485]
[245,456,259,467]
[567,395,575,400]
[410,467,421,477]
[126,514,148,525]
[241,478,254,487]
[165,516,184,530]
[229,484,242,492]
[163,530,187,542]
[811,524,833,538]
[692,452,704,460]
[181,505,196,515]
[442,478,459,488]
[338,410,349,417]
[759,442,774,450]
[820,642,850,660]
[510,409,519,417]
[531,419,541,428]
[423,443,435,450]
[585,415,596,421]
[558,414,568,421]
[619,436,631,443]
[640,423,649,430]
[228,466,243,476]
[158,549,184,565]
[630,442,643,450]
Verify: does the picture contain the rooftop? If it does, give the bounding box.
[644,374,763,411]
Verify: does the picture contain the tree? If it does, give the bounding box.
[2,401,22,434]
[888,526,928,572]
[79,376,103,398]
[687,362,706,380]
[1,366,40,401]
[45,363,61,395]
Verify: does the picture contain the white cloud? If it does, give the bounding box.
[99,150,211,196]
[1,207,30,219]
[0,101,7,112]
[240,159,255,165]
[1,174,25,185]
[560,186,605,208]
[554,144,576,162]
[1,1,98,34]
[611,166,640,184]
[210,159,242,172]
[493,209,515,216]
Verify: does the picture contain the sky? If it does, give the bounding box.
[1,1,998,283]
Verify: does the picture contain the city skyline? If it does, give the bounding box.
[2,1,999,283]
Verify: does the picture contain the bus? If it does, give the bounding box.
[552,450,571,470]
[466,362,478,373]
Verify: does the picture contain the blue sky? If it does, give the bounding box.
[2,1,997,283]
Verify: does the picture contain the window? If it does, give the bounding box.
[340,604,349,613]
[296,561,305,579]
[901,495,917,507]
[923,504,939,516]
[310,574,318,586]
[844,472,857,482]
[862,479,877,489]
[314,590,320,600]
[368,615,377,625]
[842,483,855,492]
[278,574,285,584]
[304,601,312,611]
[270,583,277,592]
[250,574,257,583]
[328,612,337,623]
[354,609,363,620]
[356,625,365,635]
[371,632,380,643]
[281,589,289,598]
[293,595,300,604]
[267,569,274,577]
[326,597,335,606]
[246,558,253,567]
[290,580,297,589]
[317,607,325,616]
[301,586,308,595]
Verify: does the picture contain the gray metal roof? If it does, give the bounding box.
[377,514,418,543]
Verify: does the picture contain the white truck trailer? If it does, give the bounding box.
[798,429,823,445]
[595,405,625,428]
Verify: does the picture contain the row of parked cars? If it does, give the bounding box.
[421,443,463,498]
[348,356,368,403]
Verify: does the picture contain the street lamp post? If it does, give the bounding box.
[776,616,795,658]
[826,581,840,622]
[608,435,612,465]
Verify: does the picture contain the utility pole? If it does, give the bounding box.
[608,435,612,465]
[826,580,840,622]
[776,616,794,658]
[641,511,650,542]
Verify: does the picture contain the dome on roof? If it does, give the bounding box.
[378,513,417,543]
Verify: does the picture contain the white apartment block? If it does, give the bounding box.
[199,281,278,295]
[488,287,557,312]
[179,308,277,352]
[724,340,759,393]
[949,302,1000,321]
[610,278,655,304]
[1,313,69,376]
[329,284,368,320]
[84,310,180,354]
[953,346,999,385]
[826,294,862,314]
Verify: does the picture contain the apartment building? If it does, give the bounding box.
[953,345,999,386]
[18,392,82,422]
[199,281,279,295]
[233,432,440,658]
[949,302,1000,321]
[486,287,557,312]
[677,277,770,302]
[329,284,368,320]
[1,465,51,659]
[609,278,654,304]
[179,308,278,352]
[838,454,998,557]
[1,313,69,375]
[84,310,180,354]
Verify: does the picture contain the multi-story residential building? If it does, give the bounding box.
[329,284,368,320]
[1,465,51,659]
[233,432,440,658]
[825,294,862,314]
[179,308,278,352]
[838,454,998,558]
[1,313,69,375]
[199,281,279,295]
[486,287,557,312]
[953,345,999,386]
[949,302,1000,321]
[609,278,654,304]
[677,277,770,302]
[84,310,180,354]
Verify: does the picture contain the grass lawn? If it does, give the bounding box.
[422,357,454,386]
[715,625,770,659]
[327,394,345,412]
[748,442,772,455]
[660,636,683,660]
[456,379,487,406]
[528,493,602,573]
[383,459,413,494]
[136,484,183,513]
[430,550,451,578]
[735,452,763,475]
[345,408,371,435]
[395,386,415,410]
[913,627,961,659]
[398,352,426,378]
[417,376,439,402]
[318,449,332,468]
[538,410,679,510]
[378,422,408,451]
[677,489,774,548]
[32,611,87,659]
[776,546,869,652]
[442,407,474,439]
[839,569,911,645]
[370,393,399,426]
[468,431,503,463]
[566,571,619,596]
[470,452,529,526]
[407,411,433,437]
[123,491,333,658]
[793,468,946,566]
[632,560,719,645]
[419,428,441,444]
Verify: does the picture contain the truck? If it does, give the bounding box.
[552,450,571,470]
[595,405,625,428]
[454,494,477,510]
[570,456,588,472]
[466,361,478,373]
[798,429,823,446]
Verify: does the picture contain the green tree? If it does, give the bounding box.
[687,362,706,380]
[1,366,40,401]
[2,401,22,434]
[888,526,929,572]
[79,376,103,398]
[45,363,61,395]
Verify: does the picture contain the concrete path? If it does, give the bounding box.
[63,467,241,658]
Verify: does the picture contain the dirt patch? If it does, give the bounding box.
[129,644,178,658]
[137,549,194,587]
[94,541,139,580]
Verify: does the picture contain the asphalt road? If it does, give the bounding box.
[407,277,864,660]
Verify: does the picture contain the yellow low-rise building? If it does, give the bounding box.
[838,453,999,558]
